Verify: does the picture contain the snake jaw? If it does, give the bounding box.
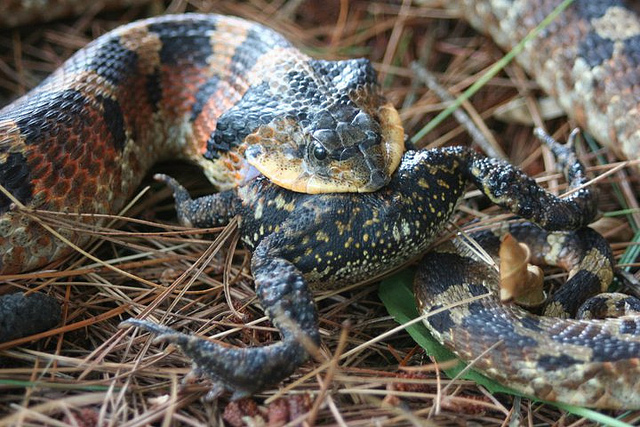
[242,102,405,194]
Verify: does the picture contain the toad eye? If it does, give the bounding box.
[312,143,328,161]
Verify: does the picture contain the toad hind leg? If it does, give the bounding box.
[122,258,318,398]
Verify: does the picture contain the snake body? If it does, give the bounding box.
[458,0,640,163]
[0,13,403,274]
[413,0,640,409]
[415,224,640,409]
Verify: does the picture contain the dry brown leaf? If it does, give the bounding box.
[499,233,545,306]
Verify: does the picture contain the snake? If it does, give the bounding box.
[0,13,404,275]
[0,0,638,411]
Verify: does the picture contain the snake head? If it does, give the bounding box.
[204,58,405,194]
[242,103,404,194]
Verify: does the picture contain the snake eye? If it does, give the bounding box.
[312,143,328,161]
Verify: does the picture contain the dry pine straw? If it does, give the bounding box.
[0,0,639,425]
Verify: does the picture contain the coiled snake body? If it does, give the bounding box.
[416,223,640,409]
[411,0,640,410]
[408,0,640,410]
[0,0,639,411]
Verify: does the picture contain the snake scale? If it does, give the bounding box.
[0,0,638,411]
